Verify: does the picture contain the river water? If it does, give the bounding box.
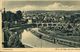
[21,28,69,48]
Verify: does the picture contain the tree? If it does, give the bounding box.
[16,10,23,21]
[2,11,16,21]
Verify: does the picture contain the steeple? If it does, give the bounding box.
[3,8,5,13]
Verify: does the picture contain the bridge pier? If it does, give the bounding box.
[47,23,48,27]
[42,23,43,27]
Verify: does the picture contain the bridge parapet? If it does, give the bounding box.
[33,23,67,28]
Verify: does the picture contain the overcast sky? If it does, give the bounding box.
[2,0,80,12]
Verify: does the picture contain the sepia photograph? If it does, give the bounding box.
[1,0,80,48]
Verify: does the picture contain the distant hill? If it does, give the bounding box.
[23,10,80,16]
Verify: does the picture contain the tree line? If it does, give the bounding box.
[2,10,23,22]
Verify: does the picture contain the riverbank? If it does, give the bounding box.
[21,29,69,48]
[31,28,80,47]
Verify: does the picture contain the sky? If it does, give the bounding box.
[2,0,80,12]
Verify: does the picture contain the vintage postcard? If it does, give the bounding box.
[0,0,80,52]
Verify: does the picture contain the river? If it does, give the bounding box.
[21,28,69,48]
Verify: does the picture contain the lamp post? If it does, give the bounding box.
[39,34,42,48]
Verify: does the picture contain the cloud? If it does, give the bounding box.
[10,5,44,12]
[44,2,80,10]
[10,5,36,12]
[10,2,80,12]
